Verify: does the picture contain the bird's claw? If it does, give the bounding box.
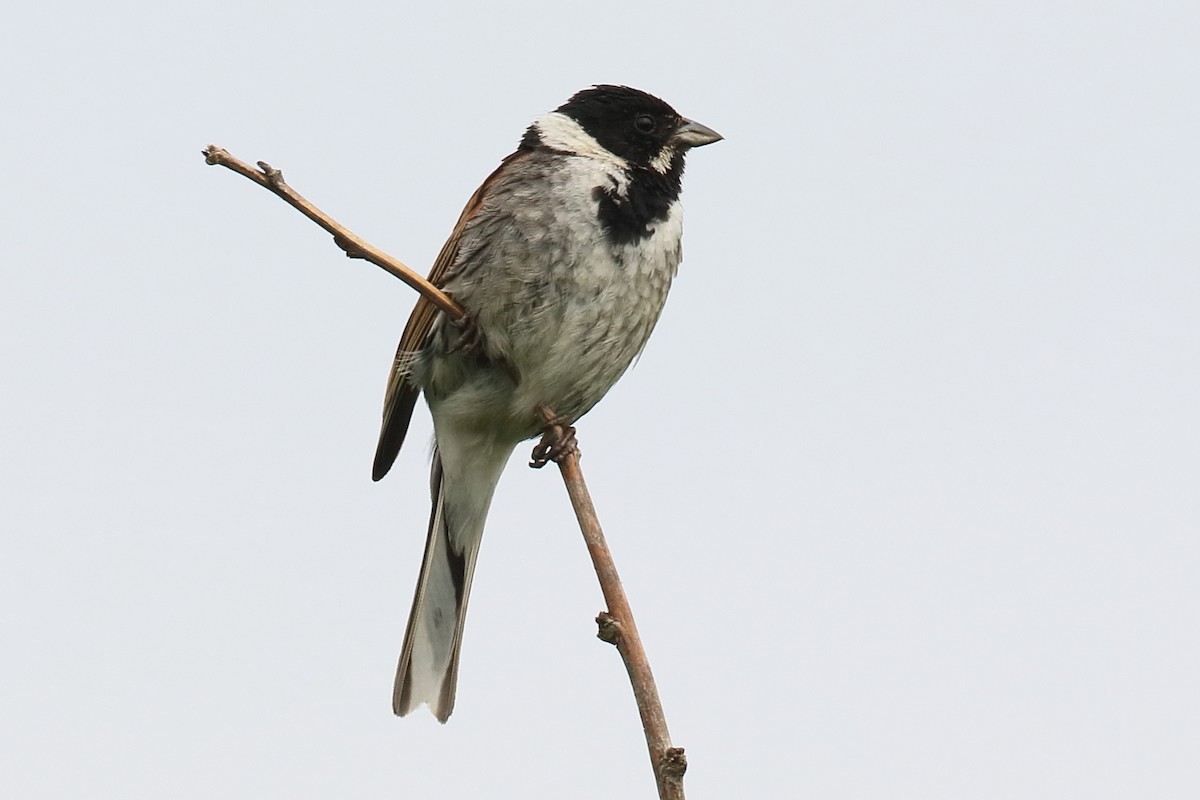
[529,417,578,468]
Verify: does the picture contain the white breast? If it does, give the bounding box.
[430,147,685,436]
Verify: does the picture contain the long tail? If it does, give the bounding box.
[392,436,514,722]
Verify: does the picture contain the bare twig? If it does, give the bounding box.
[549,429,686,800]
[204,147,686,799]
[201,145,462,319]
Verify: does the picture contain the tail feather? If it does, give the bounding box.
[392,439,512,721]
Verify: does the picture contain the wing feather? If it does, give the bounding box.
[371,151,526,481]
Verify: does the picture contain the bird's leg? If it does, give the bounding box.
[529,406,579,468]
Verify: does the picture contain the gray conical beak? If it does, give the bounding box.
[673,118,723,149]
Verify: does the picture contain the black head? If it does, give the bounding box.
[556,85,684,167]
[523,85,721,172]
[519,86,721,244]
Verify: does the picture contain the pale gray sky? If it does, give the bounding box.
[2,2,1198,798]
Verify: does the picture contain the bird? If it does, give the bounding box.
[373,85,721,722]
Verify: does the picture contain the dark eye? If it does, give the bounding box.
[633,114,656,134]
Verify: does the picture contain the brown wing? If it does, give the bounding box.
[371,152,524,481]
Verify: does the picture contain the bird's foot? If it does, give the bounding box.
[529,412,578,468]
